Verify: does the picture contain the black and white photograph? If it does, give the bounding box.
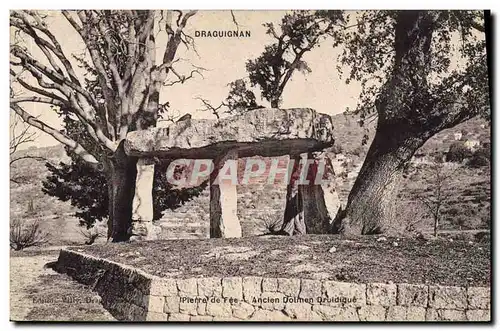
[8,8,492,323]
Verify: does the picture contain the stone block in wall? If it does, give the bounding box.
[397,283,428,307]
[177,278,198,296]
[299,279,322,300]
[179,299,198,315]
[440,309,467,321]
[232,302,255,319]
[242,276,262,302]
[312,305,359,321]
[163,296,180,314]
[386,306,406,321]
[149,278,177,297]
[197,301,207,315]
[206,301,232,317]
[466,309,491,321]
[262,278,278,292]
[198,277,222,297]
[467,287,490,309]
[190,315,214,321]
[406,307,426,321]
[428,286,467,309]
[145,311,168,321]
[425,308,467,321]
[357,305,387,321]
[259,291,286,310]
[322,281,366,307]
[284,302,321,320]
[277,278,301,297]
[143,295,165,313]
[249,309,292,321]
[366,283,397,307]
[168,313,191,321]
[222,277,243,300]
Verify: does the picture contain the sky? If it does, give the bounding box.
[10,10,363,149]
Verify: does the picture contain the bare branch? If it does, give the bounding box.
[10,155,47,166]
[10,103,98,164]
[195,97,225,120]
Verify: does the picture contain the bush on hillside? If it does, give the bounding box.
[10,218,47,251]
[467,147,490,168]
[42,158,208,229]
[446,142,473,163]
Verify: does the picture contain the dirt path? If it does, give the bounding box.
[10,249,115,321]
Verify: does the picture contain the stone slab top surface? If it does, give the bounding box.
[124,108,334,159]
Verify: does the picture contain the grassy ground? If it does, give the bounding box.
[74,234,490,287]
[10,249,115,322]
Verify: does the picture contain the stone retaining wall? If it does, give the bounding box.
[56,248,490,322]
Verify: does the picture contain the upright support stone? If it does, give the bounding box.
[301,153,342,233]
[210,149,242,238]
[282,153,342,235]
[281,154,306,235]
[131,158,157,240]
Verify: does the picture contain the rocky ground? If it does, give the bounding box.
[10,249,114,322]
[74,234,490,287]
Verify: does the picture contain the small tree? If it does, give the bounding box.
[42,155,208,229]
[418,162,458,237]
[246,11,345,108]
[10,113,46,169]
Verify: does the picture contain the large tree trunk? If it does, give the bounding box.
[105,141,138,242]
[332,11,443,235]
[331,121,428,235]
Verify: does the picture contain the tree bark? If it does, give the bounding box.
[105,141,138,242]
[332,11,459,235]
[331,120,430,234]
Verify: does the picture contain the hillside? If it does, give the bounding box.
[10,113,490,245]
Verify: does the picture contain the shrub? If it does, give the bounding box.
[42,159,207,229]
[260,214,282,234]
[467,147,490,168]
[10,218,47,250]
[79,225,105,245]
[446,142,473,163]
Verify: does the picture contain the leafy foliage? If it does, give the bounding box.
[338,10,489,125]
[42,158,208,229]
[246,10,345,107]
[224,79,260,114]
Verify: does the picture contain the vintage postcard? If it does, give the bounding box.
[9,10,491,322]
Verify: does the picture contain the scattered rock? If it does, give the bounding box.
[376,237,387,242]
[392,242,399,247]
[328,246,337,253]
